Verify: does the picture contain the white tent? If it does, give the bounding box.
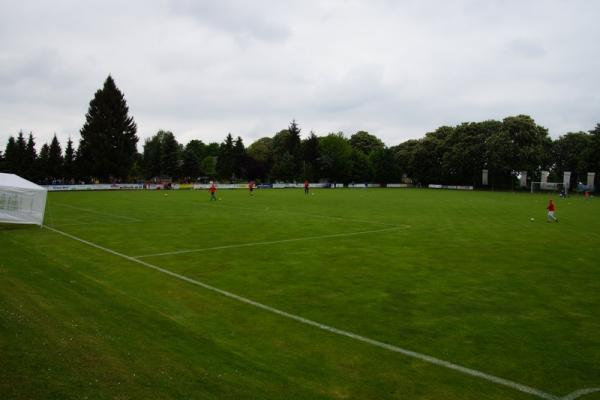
[0,173,47,226]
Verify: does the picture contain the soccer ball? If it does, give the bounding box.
[530,217,534,222]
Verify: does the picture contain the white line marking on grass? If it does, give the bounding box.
[132,226,408,259]
[53,203,141,222]
[48,220,140,228]
[561,388,600,400]
[43,224,593,400]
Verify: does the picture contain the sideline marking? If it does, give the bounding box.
[132,226,408,259]
[53,203,141,222]
[43,225,596,400]
[47,220,139,228]
[561,388,600,400]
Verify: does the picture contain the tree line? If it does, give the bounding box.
[1,76,599,190]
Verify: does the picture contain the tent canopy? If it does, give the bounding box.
[0,173,46,190]
[0,173,47,225]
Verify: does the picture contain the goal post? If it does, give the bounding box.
[530,181,565,194]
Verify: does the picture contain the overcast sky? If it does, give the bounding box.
[1,0,599,151]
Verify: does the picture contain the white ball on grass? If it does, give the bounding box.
[530,217,534,221]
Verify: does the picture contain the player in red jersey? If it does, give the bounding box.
[209,181,217,201]
[304,180,309,195]
[546,199,558,222]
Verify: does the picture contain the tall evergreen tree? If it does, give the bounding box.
[37,144,50,183]
[78,75,138,181]
[288,120,302,177]
[48,134,64,179]
[288,120,302,156]
[15,131,27,176]
[233,136,246,179]
[216,134,235,180]
[64,137,75,182]
[3,136,17,173]
[24,133,38,181]
[74,146,84,182]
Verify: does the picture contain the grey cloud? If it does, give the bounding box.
[169,0,292,43]
[307,66,394,113]
[506,38,547,59]
[1,0,600,150]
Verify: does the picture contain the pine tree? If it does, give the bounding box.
[288,120,302,155]
[48,134,64,180]
[288,120,302,178]
[64,137,75,182]
[15,131,27,176]
[233,136,246,179]
[78,75,138,181]
[3,136,17,173]
[37,144,50,183]
[216,134,235,180]
[24,133,38,181]
[273,120,302,180]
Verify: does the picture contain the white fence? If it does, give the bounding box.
[45,184,144,191]
[428,184,474,190]
[44,182,421,191]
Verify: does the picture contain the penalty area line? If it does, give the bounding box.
[44,224,569,400]
[132,226,409,259]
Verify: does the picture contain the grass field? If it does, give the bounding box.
[1,188,599,399]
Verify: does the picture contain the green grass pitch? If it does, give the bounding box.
[1,188,599,399]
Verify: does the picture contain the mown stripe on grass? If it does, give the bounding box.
[205,202,401,228]
[132,226,409,259]
[43,224,566,400]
